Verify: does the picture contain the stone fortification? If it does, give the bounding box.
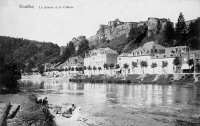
[88,18,172,43]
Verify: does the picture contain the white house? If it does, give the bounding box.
[58,56,84,74]
[117,41,190,74]
[84,47,118,75]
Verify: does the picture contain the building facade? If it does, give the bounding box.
[117,41,190,74]
[84,47,118,75]
[61,56,84,70]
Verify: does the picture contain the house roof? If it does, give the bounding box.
[97,47,118,54]
[118,53,131,57]
[132,41,165,55]
[142,41,165,50]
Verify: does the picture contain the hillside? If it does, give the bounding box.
[88,23,148,53]
[0,36,60,67]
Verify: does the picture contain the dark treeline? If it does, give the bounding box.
[0,58,21,93]
[60,39,90,62]
[163,12,200,49]
[0,36,60,73]
[0,42,20,93]
[0,36,60,93]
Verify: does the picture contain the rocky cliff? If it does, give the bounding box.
[87,18,172,53]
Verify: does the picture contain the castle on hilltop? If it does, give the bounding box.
[88,17,172,42]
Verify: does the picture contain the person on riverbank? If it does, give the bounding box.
[71,104,76,111]
[43,97,48,106]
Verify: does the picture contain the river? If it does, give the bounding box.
[19,78,200,126]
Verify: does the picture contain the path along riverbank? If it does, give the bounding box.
[69,74,200,84]
[0,92,55,126]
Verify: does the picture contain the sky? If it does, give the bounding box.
[0,0,199,46]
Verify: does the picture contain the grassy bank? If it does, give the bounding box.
[69,74,200,84]
[0,92,55,126]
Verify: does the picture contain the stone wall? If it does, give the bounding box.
[89,18,170,42]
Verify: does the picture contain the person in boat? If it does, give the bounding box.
[62,107,72,118]
[62,104,76,118]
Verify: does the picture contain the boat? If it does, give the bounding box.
[48,104,88,126]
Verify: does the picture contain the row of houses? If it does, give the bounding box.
[46,41,200,75]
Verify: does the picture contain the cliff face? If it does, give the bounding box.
[87,18,171,53]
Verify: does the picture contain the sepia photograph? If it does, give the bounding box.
[0,0,200,126]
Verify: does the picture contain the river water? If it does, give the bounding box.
[19,78,200,126]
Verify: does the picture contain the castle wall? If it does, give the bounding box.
[89,18,171,42]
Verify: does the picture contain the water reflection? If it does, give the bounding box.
[20,80,200,108]
[19,79,200,125]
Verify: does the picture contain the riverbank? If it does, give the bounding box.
[69,74,200,84]
[0,92,55,126]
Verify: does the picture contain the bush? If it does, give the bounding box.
[0,62,21,93]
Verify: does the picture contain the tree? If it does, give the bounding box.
[103,63,108,74]
[132,61,137,73]
[38,65,45,75]
[115,64,121,74]
[98,67,102,74]
[123,63,129,77]
[109,63,114,69]
[115,64,120,69]
[109,63,114,75]
[87,66,92,75]
[25,59,35,73]
[186,18,200,49]
[188,18,200,39]
[103,63,108,70]
[68,67,71,74]
[93,66,97,74]
[140,61,148,74]
[61,41,75,62]
[188,59,194,73]
[151,62,157,74]
[195,63,200,73]
[175,12,187,45]
[84,66,87,70]
[75,67,79,71]
[173,57,180,72]
[187,37,200,50]
[162,61,168,74]
[163,21,175,46]
[156,20,162,34]
[78,67,83,74]
[68,41,76,55]
[77,39,90,57]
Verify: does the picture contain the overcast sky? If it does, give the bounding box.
[0,0,199,46]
